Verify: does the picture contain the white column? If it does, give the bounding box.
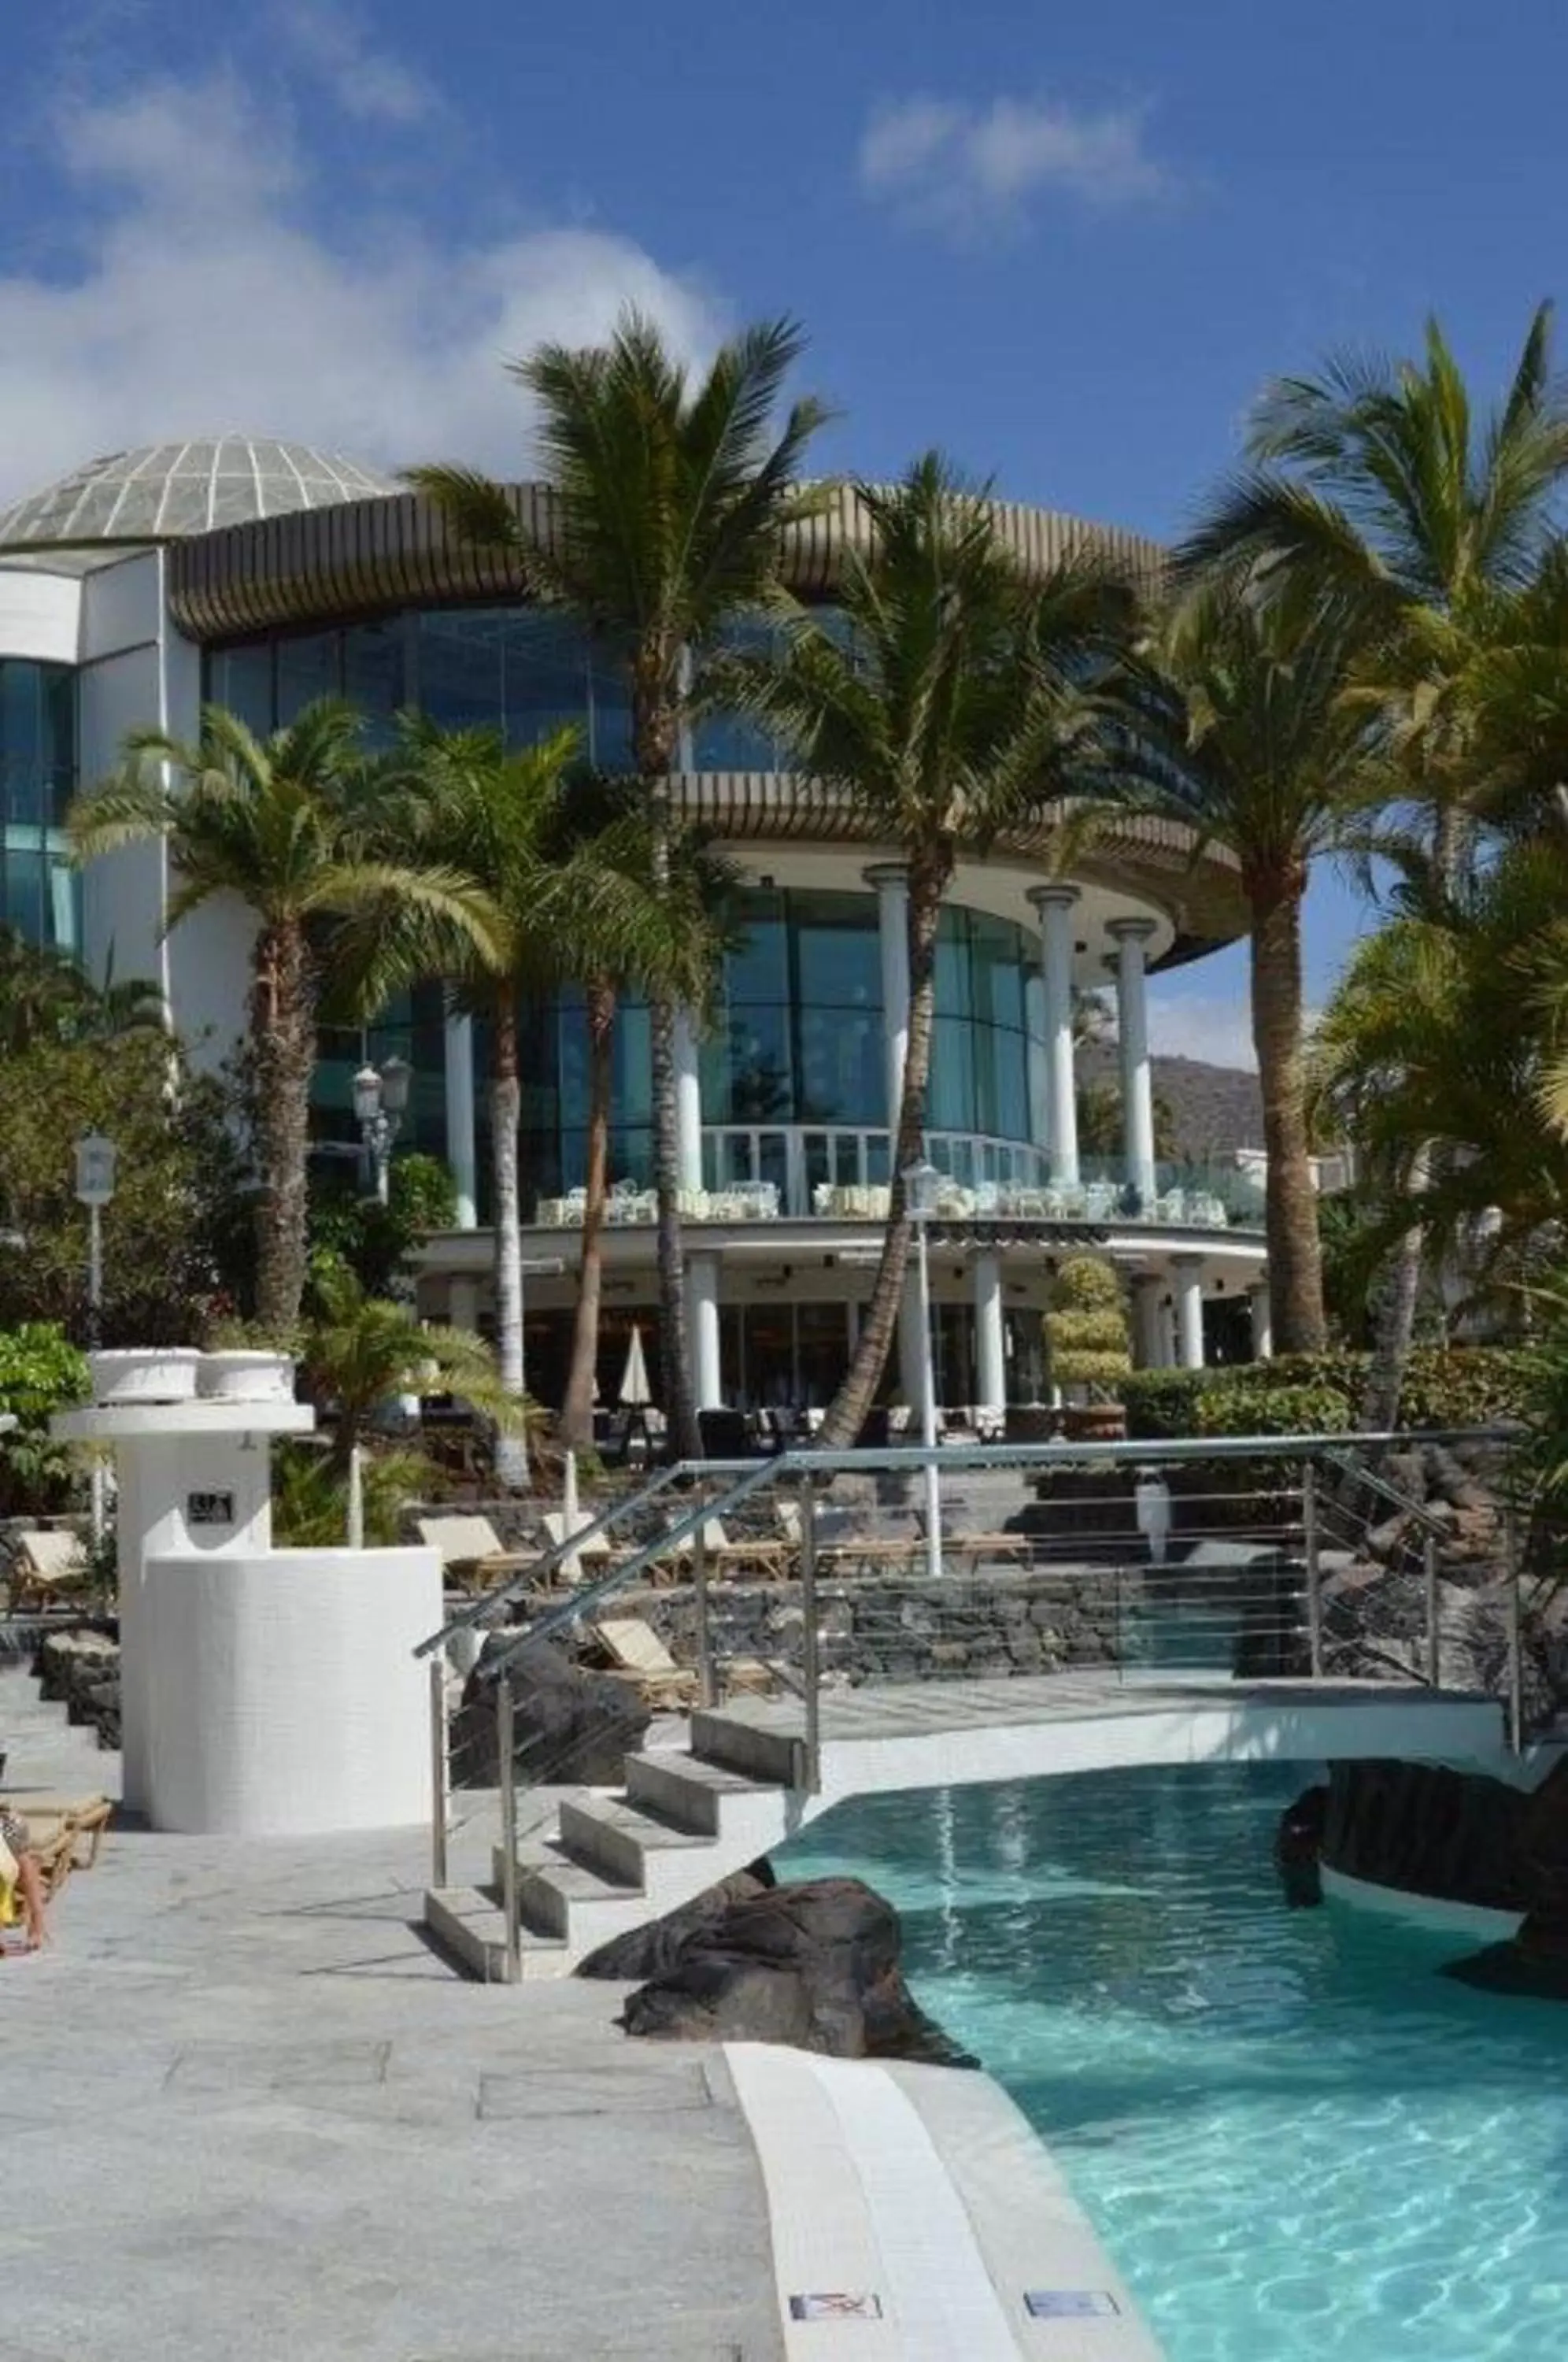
[974,1252,1005,1413]
[1029,885,1079,1187]
[673,1007,704,1195]
[443,1013,478,1231]
[1025,971,1049,1157]
[1250,1282,1274,1361]
[865,863,911,1132]
[1131,1275,1163,1371]
[1110,917,1158,1209]
[449,1275,479,1333]
[686,1251,723,1409]
[1173,1257,1206,1370]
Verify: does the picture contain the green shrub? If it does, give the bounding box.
[1122,1346,1529,1441]
[1045,1257,1130,1393]
[0,1323,91,1515]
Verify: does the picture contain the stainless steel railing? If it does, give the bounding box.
[418,1428,1524,1971]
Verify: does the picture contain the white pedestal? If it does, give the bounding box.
[139,1546,442,1834]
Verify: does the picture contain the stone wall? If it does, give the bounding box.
[35,1627,120,1749]
[600,1565,1129,1688]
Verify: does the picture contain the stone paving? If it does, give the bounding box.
[2,1674,782,2362]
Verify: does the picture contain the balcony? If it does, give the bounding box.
[531,1127,1266,1234]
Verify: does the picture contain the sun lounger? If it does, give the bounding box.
[672,1517,790,1580]
[590,1617,699,1709]
[7,1528,93,1611]
[416,1514,537,1590]
[1,1790,112,1899]
[541,1510,615,1586]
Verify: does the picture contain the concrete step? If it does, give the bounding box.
[690,1707,801,1786]
[500,1843,652,1948]
[423,1884,570,1983]
[624,1749,793,1849]
[557,1793,716,1895]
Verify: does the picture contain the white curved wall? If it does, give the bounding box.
[140,1546,442,1834]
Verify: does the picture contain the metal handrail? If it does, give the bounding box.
[475,1453,790,1686]
[415,1458,741,1659]
[416,1425,1518,1664]
[1318,1446,1458,1542]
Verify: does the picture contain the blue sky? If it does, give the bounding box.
[7,0,1568,1065]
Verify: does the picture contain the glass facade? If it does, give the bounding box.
[207,612,1045,1193]
[513,890,1041,1202]
[209,608,633,768]
[0,659,78,951]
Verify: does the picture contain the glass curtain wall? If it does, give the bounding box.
[0,659,77,952]
[206,613,1046,1189]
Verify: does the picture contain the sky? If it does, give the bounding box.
[5,0,1567,1068]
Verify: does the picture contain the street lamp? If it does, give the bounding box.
[353,1054,412,1205]
[902,1157,943,1583]
[74,1132,117,1545]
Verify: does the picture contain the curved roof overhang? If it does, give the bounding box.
[166,480,1167,640]
[163,482,1237,960]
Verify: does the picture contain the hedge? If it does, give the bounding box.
[1122,1347,1530,1441]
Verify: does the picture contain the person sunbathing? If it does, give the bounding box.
[0,1808,49,1952]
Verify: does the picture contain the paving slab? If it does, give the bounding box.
[4,1802,785,2362]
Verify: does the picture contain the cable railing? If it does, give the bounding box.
[418,1427,1528,1957]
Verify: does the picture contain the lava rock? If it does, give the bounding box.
[1444,1760,1568,1999]
[1275,1782,1327,1908]
[578,1859,777,1981]
[448,1635,651,1789]
[613,1874,976,2066]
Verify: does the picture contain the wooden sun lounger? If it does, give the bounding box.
[416,1515,537,1590]
[7,1529,94,1612]
[590,1616,699,1709]
[673,1518,792,1581]
[2,1790,113,1900]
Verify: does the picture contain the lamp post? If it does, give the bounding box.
[353,1054,412,1205]
[902,1158,943,1583]
[74,1132,117,1545]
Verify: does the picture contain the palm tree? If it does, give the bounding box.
[543,791,732,1454]
[407,309,828,1458]
[375,719,579,1466]
[1179,307,1568,1409]
[719,453,1140,1446]
[67,701,500,1332]
[379,724,729,1472]
[1313,833,1568,1301]
[297,1258,528,1545]
[1133,581,1372,1353]
[0,928,163,1057]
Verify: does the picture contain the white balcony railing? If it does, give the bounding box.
[531,1127,1266,1233]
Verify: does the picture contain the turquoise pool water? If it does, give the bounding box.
[778,1765,1568,2360]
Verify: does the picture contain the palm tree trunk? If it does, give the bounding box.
[819,853,947,1448]
[1360,1146,1429,1430]
[562,975,615,1452]
[1363,809,1460,1425]
[490,987,529,1486]
[252,916,316,1334]
[1249,882,1326,1353]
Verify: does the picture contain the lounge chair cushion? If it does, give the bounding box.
[594,1617,679,1677]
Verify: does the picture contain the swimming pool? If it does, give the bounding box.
[778,1764,1568,2360]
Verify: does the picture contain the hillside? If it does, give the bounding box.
[1080,1044,1263,1163]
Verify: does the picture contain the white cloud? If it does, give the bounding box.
[859,91,1176,239]
[276,1,436,125]
[0,71,723,504]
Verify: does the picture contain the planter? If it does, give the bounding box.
[90,1349,202,1406]
[197,1351,296,1405]
[1061,1401,1126,1443]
